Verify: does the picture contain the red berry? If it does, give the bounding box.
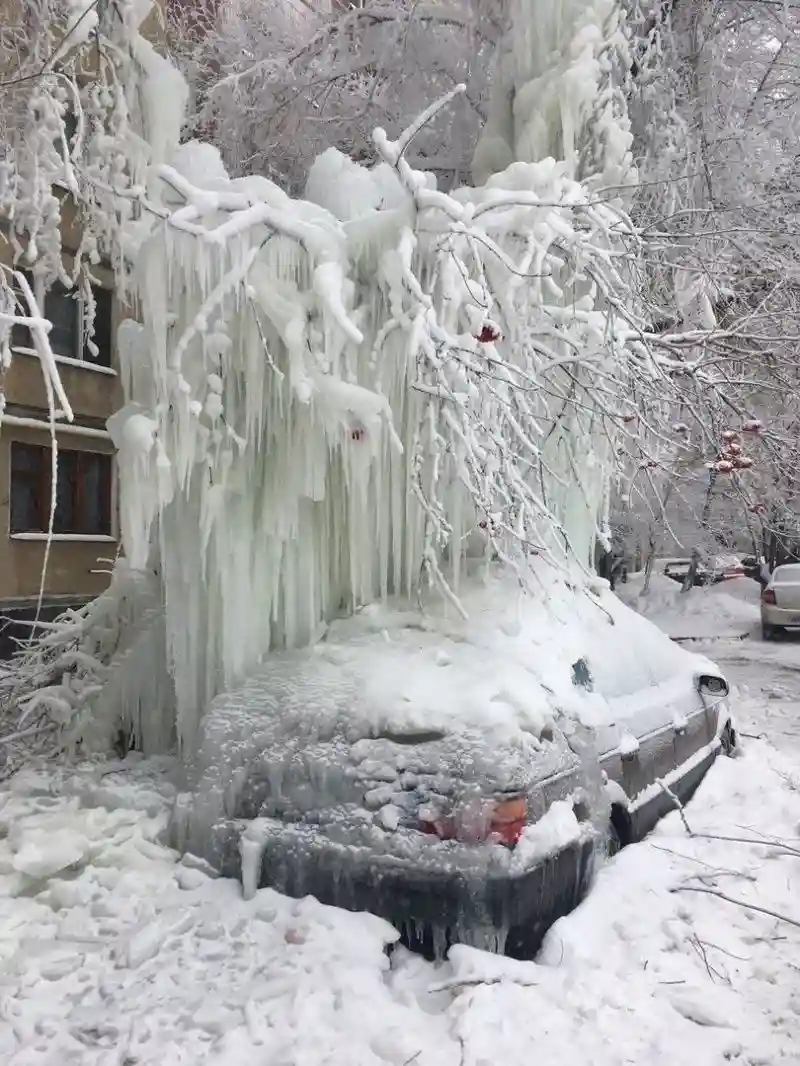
[476,324,501,343]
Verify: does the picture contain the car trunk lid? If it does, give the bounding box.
[769,566,800,610]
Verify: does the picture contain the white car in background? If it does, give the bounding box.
[761,564,800,639]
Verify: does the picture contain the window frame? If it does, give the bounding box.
[9,441,115,540]
[10,272,116,374]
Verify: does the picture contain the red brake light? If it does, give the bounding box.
[420,796,528,847]
[489,796,528,846]
[762,588,776,605]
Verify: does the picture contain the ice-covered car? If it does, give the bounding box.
[709,554,745,582]
[175,572,735,959]
[663,557,708,587]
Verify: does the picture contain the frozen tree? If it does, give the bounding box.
[167,0,504,192]
[9,0,787,782]
[613,0,800,572]
[1,0,675,768]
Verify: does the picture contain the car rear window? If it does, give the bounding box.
[773,565,800,582]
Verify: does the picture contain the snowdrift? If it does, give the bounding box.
[619,574,760,640]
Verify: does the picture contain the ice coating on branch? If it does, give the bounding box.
[131,36,190,171]
[473,0,634,190]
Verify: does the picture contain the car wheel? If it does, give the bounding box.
[607,806,629,857]
[607,820,622,856]
[720,721,737,757]
[762,623,777,641]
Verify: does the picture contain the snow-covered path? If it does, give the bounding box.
[3,637,800,1066]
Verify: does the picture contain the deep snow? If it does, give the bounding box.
[2,630,800,1064]
[618,572,761,641]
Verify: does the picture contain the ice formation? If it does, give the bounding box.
[83,0,649,758]
[2,0,650,762]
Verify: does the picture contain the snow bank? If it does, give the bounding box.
[619,573,760,640]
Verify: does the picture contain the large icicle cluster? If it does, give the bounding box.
[107,68,645,754]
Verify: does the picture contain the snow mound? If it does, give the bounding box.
[619,574,760,640]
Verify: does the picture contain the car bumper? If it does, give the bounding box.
[199,815,596,959]
[762,605,800,627]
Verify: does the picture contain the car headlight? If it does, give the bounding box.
[698,674,729,697]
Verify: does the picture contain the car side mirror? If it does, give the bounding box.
[697,674,729,698]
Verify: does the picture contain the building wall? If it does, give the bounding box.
[0,5,171,616]
[0,424,117,603]
[0,203,122,609]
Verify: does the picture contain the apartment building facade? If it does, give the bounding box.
[0,200,121,646]
[0,0,178,652]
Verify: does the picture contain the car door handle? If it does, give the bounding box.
[672,714,688,736]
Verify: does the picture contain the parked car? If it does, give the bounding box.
[663,558,708,587]
[663,554,744,587]
[709,554,746,582]
[181,575,735,961]
[761,563,800,639]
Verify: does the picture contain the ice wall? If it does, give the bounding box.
[105,1,640,756]
[473,0,634,190]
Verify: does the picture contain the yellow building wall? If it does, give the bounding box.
[0,425,117,603]
[0,214,122,605]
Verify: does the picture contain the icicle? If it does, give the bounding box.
[239,820,269,901]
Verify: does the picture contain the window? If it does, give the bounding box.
[10,443,113,536]
[11,274,113,368]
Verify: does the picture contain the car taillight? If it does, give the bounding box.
[762,588,776,605]
[489,796,528,846]
[420,796,528,847]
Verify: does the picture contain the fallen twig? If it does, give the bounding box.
[657,781,800,857]
[684,868,757,885]
[688,933,730,985]
[671,884,800,930]
[657,779,692,835]
[428,976,539,994]
[696,939,750,963]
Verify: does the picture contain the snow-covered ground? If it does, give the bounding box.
[3,629,800,1064]
[618,572,761,641]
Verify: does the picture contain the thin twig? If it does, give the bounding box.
[657,780,800,856]
[689,934,730,985]
[671,885,800,930]
[428,976,539,994]
[657,779,693,835]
